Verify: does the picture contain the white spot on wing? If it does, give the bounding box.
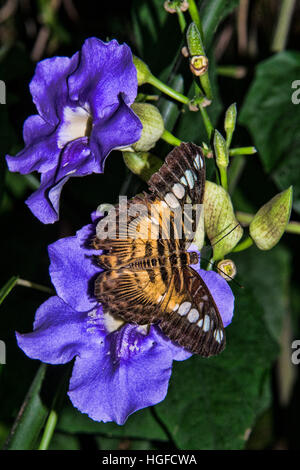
[164,192,180,209]
[178,302,191,316]
[187,308,199,323]
[172,183,185,199]
[203,314,210,332]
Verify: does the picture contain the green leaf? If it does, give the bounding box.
[232,245,291,342]
[239,52,300,212]
[0,276,19,306]
[3,364,48,450]
[154,286,278,449]
[201,0,240,47]
[57,402,168,442]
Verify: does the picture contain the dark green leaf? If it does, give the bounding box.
[239,52,300,212]
[201,0,240,47]
[3,364,48,450]
[154,286,278,449]
[0,276,19,306]
[57,402,168,442]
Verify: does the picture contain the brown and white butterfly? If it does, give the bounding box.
[92,142,225,357]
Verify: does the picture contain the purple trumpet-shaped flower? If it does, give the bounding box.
[6,38,142,224]
[16,215,234,425]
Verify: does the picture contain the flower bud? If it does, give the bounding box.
[216,259,237,281]
[214,130,229,169]
[164,0,189,13]
[130,103,165,152]
[123,151,163,182]
[204,181,243,260]
[224,103,237,147]
[189,55,209,77]
[186,22,205,57]
[133,56,152,86]
[249,186,293,250]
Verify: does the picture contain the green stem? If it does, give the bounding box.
[17,278,54,295]
[188,0,204,38]
[148,74,190,105]
[271,0,296,52]
[161,129,182,146]
[231,235,253,253]
[219,166,228,192]
[229,146,257,156]
[206,257,215,271]
[217,65,246,79]
[228,156,246,194]
[236,211,300,235]
[176,6,187,33]
[199,71,213,101]
[38,410,58,450]
[199,105,214,140]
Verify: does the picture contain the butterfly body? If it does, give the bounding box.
[93,143,226,357]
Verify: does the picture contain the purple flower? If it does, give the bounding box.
[16,216,234,425]
[6,38,142,224]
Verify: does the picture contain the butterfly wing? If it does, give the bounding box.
[159,265,226,356]
[148,142,206,245]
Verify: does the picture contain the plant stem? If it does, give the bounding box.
[17,278,54,295]
[176,6,186,33]
[228,156,246,194]
[236,211,300,235]
[231,235,253,253]
[38,410,58,450]
[229,146,257,156]
[188,0,204,38]
[272,0,296,52]
[148,74,190,105]
[217,65,247,79]
[161,129,182,146]
[199,105,214,140]
[219,166,228,192]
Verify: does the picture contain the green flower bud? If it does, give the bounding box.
[123,151,163,182]
[224,103,237,147]
[189,55,209,77]
[130,103,165,152]
[186,22,205,57]
[204,181,243,260]
[249,187,293,250]
[164,0,189,14]
[133,56,152,86]
[217,259,237,281]
[214,130,229,169]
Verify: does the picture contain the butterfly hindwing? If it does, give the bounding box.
[159,266,226,356]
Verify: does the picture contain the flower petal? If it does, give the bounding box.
[6,115,59,174]
[68,38,138,119]
[29,54,79,126]
[199,270,234,327]
[24,138,99,224]
[48,223,101,312]
[16,296,86,364]
[90,97,142,172]
[68,324,177,424]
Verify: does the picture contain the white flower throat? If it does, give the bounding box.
[58,105,92,149]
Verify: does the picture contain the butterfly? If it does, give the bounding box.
[92,142,225,357]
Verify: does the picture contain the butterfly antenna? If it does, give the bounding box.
[210,223,241,248]
[200,256,244,288]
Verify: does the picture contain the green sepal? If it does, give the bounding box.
[204,181,243,260]
[250,187,293,250]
